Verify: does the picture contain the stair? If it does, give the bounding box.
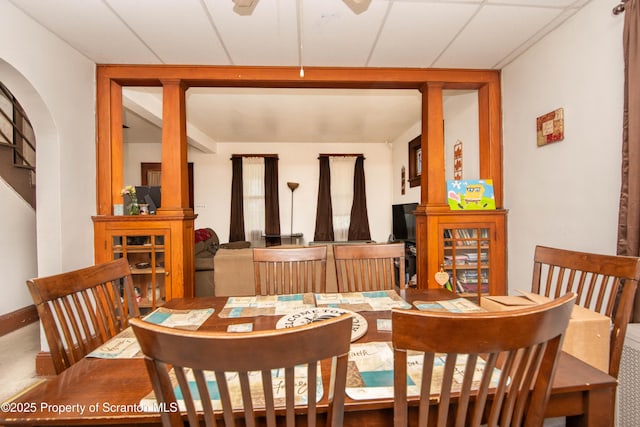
[0,82,36,209]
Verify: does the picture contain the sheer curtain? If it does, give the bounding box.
[330,156,356,241]
[243,157,265,246]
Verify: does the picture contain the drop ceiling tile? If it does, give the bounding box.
[369,1,480,67]
[300,0,391,67]
[202,0,299,66]
[9,0,160,63]
[434,4,562,69]
[486,0,580,6]
[107,0,228,65]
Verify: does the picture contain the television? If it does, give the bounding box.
[392,202,418,243]
[135,186,161,214]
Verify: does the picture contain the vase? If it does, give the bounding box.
[128,201,140,215]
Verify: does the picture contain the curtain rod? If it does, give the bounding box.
[318,153,363,158]
[613,0,627,15]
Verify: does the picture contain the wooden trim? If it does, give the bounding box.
[0,305,38,337]
[35,351,56,377]
[231,154,279,158]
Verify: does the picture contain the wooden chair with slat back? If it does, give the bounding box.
[26,257,140,374]
[333,242,406,292]
[392,293,576,427]
[531,245,640,378]
[130,314,352,427]
[253,246,328,295]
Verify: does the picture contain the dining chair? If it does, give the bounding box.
[333,242,406,292]
[253,245,328,295]
[392,293,576,427]
[531,245,640,378]
[130,313,353,427]
[26,257,140,374]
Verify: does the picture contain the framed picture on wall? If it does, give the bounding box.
[408,135,421,188]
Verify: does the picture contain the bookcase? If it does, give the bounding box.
[422,210,507,298]
[93,215,195,312]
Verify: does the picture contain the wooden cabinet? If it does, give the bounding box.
[93,215,196,310]
[421,210,507,297]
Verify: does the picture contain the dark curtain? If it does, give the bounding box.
[617,0,640,321]
[348,155,371,241]
[264,157,281,245]
[229,156,245,242]
[314,156,334,241]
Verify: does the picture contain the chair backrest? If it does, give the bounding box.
[531,245,640,378]
[333,242,405,292]
[392,293,576,427]
[252,246,327,295]
[26,257,140,374]
[130,314,352,427]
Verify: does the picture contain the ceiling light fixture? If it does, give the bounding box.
[232,0,259,16]
[342,0,371,14]
[297,0,304,78]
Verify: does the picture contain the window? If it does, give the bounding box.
[242,157,265,245]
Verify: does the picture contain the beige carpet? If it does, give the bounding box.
[0,322,42,403]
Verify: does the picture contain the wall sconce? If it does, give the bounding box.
[343,0,371,14]
[287,182,300,236]
[232,0,259,16]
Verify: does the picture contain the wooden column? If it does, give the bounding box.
[159,79,191,216]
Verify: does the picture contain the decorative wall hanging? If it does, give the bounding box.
[536,108,564,146]
[408,135,421,188]
[401,166,406,195]
[453,140,463,180]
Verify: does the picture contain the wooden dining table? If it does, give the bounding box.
[0,288,616,426]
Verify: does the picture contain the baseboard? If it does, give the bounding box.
[35,351,56,376]
[0,304,38,337]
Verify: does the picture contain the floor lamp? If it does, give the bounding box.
[287,182,299,237]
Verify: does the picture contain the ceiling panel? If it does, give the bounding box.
[9,0,159,63]
[107,0,228,65]
[370,1,480,67]
[300,0,390,67]
[434,4,563,69]
[202,0,299,66]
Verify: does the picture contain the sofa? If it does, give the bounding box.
[194,228,219,297]
[213,244,339,296]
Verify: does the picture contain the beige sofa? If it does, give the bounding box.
[213,245,339,296]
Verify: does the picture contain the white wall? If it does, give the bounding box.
[124,141,394,244]
[0,180,36,313]
[0,2,96,317]
[502,0,624,294]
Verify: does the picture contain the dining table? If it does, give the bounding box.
[0,288,617,426]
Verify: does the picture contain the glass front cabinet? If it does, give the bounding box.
[425,210,507,300]
[93,215,195,313]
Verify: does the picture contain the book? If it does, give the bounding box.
[447,179,496,210]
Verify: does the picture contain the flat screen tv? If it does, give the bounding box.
[392,202,418,243]
[135,186,161,214]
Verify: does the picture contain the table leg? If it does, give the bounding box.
[565,388,615,427]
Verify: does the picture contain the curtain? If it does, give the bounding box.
[617,0,640,321]
[229,156,245,242]
[349,155,371,241]
[330,156,356,241]
[264,157,281,245]
[243,157,265,245]
[314,156,334,241]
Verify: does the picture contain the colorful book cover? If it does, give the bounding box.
[447,179,496,210]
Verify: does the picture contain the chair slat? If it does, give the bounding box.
[26,258,139,374]
[393,293,575,427]
[531,245,640,377]
[131,313,352,427]
[334,243,405,292]
[253,246,327,295]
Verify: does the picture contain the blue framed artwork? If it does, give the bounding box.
[447,179,496,210]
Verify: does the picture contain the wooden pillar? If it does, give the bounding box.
[478,82,504,207]
[415,83,447,289]
[159,79,191,216]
